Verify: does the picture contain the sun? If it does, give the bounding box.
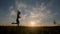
[29,21,36,26]
[23,21,41,27]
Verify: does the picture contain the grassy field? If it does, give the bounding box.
[0,26,60,34]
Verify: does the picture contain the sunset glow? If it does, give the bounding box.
[30,21,36,26]
[0,0,60,26]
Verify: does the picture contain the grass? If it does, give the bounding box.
[0,26,60,34]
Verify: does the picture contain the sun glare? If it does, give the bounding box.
[30,21,36,26]
[23,21,41,27]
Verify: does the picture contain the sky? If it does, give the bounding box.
[0,0,60,26]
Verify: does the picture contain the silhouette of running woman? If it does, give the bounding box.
[16,10,21,27]
[12,10,21,27]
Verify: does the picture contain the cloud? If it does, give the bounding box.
[19,2,57,26]
[10,10,17,16]
[8,0,28,24]
[9,6,17,16]
[18,3,27,9]
[16,0,27,11]
[8,0,58,26]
